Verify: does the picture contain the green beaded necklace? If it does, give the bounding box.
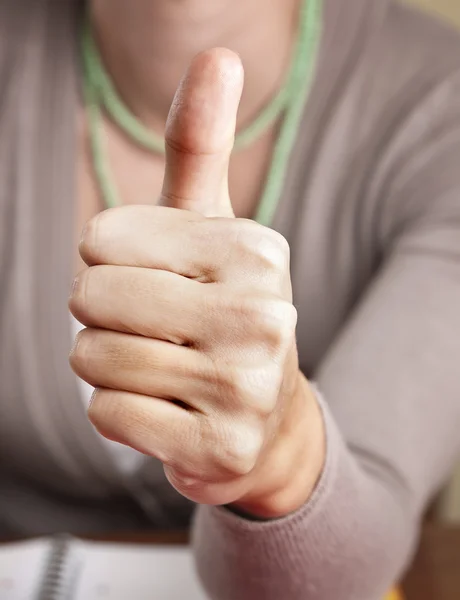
[81,0,322,226]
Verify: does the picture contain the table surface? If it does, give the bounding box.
[402,525,460,600]
[81,524,460,600]
[3,524,459,599]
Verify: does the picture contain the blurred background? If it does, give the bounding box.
[405,0,460,29]
[404,0,460,525]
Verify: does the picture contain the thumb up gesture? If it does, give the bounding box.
[70,49,324,518]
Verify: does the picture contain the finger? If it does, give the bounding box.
[87,388,250,488]
[70,328,212,412]
[79,205,290,290]
[69,266,204,346]
[161,47,244,217]
[69,265,295,358]
[88,388,202,473]
[70,327,281,417]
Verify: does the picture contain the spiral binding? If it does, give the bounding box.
[37,535,82,600]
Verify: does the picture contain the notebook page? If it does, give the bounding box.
[0,539,52,600]
[73,542,208,600]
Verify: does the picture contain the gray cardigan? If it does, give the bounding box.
[1,0,460,598]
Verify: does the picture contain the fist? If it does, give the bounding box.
[70,49,323,516]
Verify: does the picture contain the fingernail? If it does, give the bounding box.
[79,221,88,247]
[70,276,79,297]
[89,388,97,409]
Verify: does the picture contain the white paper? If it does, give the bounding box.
[0,538,207,600]
[72,542,208,600]
[0,539,52,600]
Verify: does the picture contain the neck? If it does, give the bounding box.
[90,0,301,134]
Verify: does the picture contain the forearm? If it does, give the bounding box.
[192,394,418,600]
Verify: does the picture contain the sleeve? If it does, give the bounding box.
[191,73,460,600]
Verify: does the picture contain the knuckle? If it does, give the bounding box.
[165,126,217,158]
[234,294,266,324]
[214,219,249,263]
[205,421,263,478]
[216,366,254,405]
[258,298,298,351]
[164,467,206,497]
[215,365,279,418]
[237,296,297,351]
[256,228,291,272]
[240,366,281,417]
[229,219,290,273]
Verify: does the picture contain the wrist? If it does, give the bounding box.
[231,372,326,519]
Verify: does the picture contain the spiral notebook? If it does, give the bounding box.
[0,536,207,599]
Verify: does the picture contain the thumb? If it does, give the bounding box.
[161,48,244,218]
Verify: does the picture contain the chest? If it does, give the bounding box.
[0,78,382,498]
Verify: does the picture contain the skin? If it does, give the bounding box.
[77,0,300,264]
[71,3,325,519]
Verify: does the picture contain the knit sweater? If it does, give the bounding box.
[1,0,460,598]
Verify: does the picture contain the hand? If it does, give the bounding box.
[69,48,325,518]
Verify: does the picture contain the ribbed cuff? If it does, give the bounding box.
[192,390,408,600]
